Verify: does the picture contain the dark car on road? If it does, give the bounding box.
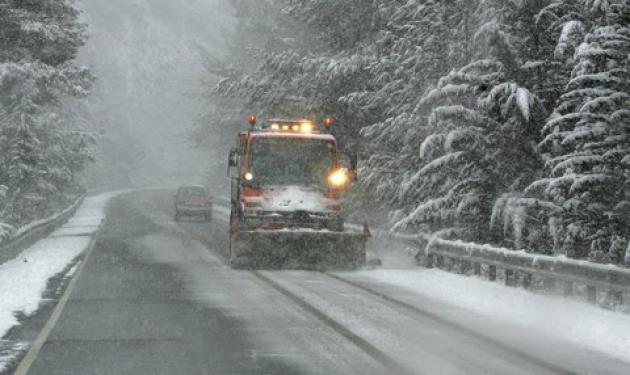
[174,185,213,222]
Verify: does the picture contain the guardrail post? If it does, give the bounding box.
[563,281,573,296]
[392,231,630,313]
[488,265,497,281]
[505,269,515,287]
[459,260,470,275]
[436,255,444,269]
[522,273,532,289]
[424,254,434,269]
[605,274,623,308]
[586,286,597,304]
[606,290,623,308]
[473,262,481,276]
[447,258,455,272]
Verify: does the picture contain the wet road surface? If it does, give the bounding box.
[19,191,630,375]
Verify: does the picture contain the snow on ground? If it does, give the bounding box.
[13,197,83,239]
[351,268,630,363]
[0,197,83,247]
[0,340,27,372]
[0,192,119,348]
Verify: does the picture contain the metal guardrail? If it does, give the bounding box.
[391,233,630,309]
[0,196,85,264]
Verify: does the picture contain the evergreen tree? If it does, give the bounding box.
[205,0,630,265]
[0,0,93,228]
[394,60,544,242]
[358,0,479,207]
[504,1,630,262]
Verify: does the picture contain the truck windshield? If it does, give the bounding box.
[249,138,336,187]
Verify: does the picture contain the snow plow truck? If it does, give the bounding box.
[227,116,367,269]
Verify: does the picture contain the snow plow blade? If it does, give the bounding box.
[230,230,366,270]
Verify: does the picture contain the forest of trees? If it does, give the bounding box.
[0,0,93,240]
[206,0,630,265]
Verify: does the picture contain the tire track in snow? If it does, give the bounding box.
[324,272,577,375]
[250,271,415,375]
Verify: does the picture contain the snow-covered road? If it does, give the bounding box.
[4,190,629,375]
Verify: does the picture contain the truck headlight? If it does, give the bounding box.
[328,169,349,188]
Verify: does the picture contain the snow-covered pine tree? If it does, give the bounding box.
[543,27,629,261]
[358,0,479,208]
[516,0,572,111]
[0,0,93,227]
[392,59,544,242]
[205,0,630,265]
[192,0,285,150]
[214,0,383,149]
[491,0,591,252]
[279,0,381,51]
[0,100,45,223]
[373,0,545,242]
[0,0,86,65]
[509,1,630,263]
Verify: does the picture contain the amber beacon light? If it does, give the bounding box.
[323,116,334,127]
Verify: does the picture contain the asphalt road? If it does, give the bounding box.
[17,191,630,375]
[21,192,384,375]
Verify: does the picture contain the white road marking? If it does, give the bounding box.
[13,237,98,375]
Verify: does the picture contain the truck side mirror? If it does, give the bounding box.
[349,153,358,174]
[227,149,239,178]
[341,152,359,182]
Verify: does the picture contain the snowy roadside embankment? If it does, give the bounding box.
[0,196,85,258]
[347,268,630,364]
[0,192,119,344]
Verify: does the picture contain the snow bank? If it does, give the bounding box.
[0,195,84,249]
[13,197,82,239]
[0,192,118,343]
[352,269,630,363]
[0,237,91,337]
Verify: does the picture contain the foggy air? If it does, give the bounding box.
[0,1,629,375]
